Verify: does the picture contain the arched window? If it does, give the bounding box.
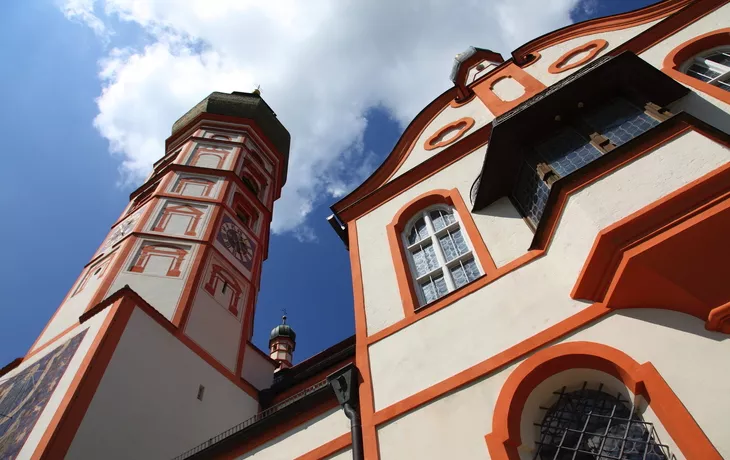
[534,383,671,459]
[403,206,481,306]
[662,28,730,105]
[682,47,730,92]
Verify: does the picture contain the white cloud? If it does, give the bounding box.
[62,0,579,235]
[60,0,109,38]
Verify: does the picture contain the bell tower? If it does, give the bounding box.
[29,90,291,377]
[269,315,297,370]
[3,91,292,460]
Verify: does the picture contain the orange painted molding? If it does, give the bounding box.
[547,39,608,74]
[449,91,476,108]
[371,303,611,426]
[519,51,541,69]
[387,188,497,318]
[338,124,492,223]
[365,115,730,348]
[222,397,341,459]
[705,301,730,333]
[473,63,546,117]
[662,28,730,106]
[294,433,352,460]
[573,161,730,303]
[348,223,380,460]
[424,117,475,151]
[333,0,727,221]
[511,0,692,63]
[32,296,132,460]
[485,341,721,460]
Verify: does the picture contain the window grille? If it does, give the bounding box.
[533,382,673,460]
[683,48,730,93]
[403,206,481,306]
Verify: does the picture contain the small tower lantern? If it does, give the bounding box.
[269,315,296,371]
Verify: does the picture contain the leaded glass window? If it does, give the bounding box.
[403,206,482,307]
[511,97,664,229]
[533,383,673,460]
[584,99,659,147]
[682,47,730,92]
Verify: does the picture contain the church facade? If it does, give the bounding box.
[2,0,730,458]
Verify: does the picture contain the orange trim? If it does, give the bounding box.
[364,116,730,347]
[423,117,475,151]
[338,124,493,222]
[172,177,216,198]
[511,0,692,63]
[333,0,726,217]
[151,203,204,236]
[473,63,546,117]
[294,433,352,460]
[547,39,608,74]
[706,301,730,333]
[24,323,82,362]
[387,188,497,318]
[221,398,340,459]
[662,27,730,106]
[572,161,730,310]
[367,249,542,346]
[449,92,476,108]
[32,296,131,460]
[371,302,610,426]
[519,51,541,69]
[348,223,380,460]
[129,243,188,277]
[485,341,720,460]
[331,88,458,216]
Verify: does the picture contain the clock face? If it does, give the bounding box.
[217,215,255,268]
[102,210,141,251]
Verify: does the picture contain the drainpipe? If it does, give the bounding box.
[327,363,364,460]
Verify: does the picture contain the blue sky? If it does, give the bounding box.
[0,0,655,366]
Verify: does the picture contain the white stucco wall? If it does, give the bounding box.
[34,252,116,349]
[108,238,198,321]
[236,408,350,460]
[523,19,661,88]
[639,3,730,130]
[565,309,730,459]
[375,341,701,460]
[185,282,243,372]
[389,99,493,182]
[13,310,110,460]
[67,306,259,460]
[473,196,534,268]
[168,172,223,199]
[324,447,353,460]
[490,76,525,102]
[362,130,730,410]
[357,145,490,335]
[241,343,275,391]
[145,199,213,239]
[377,365,513,460]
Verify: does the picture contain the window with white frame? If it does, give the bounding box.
[682,46,730,92]
[403,206,481,306]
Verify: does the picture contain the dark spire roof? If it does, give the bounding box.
[171,91,291,184]
[269,315,296,344]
